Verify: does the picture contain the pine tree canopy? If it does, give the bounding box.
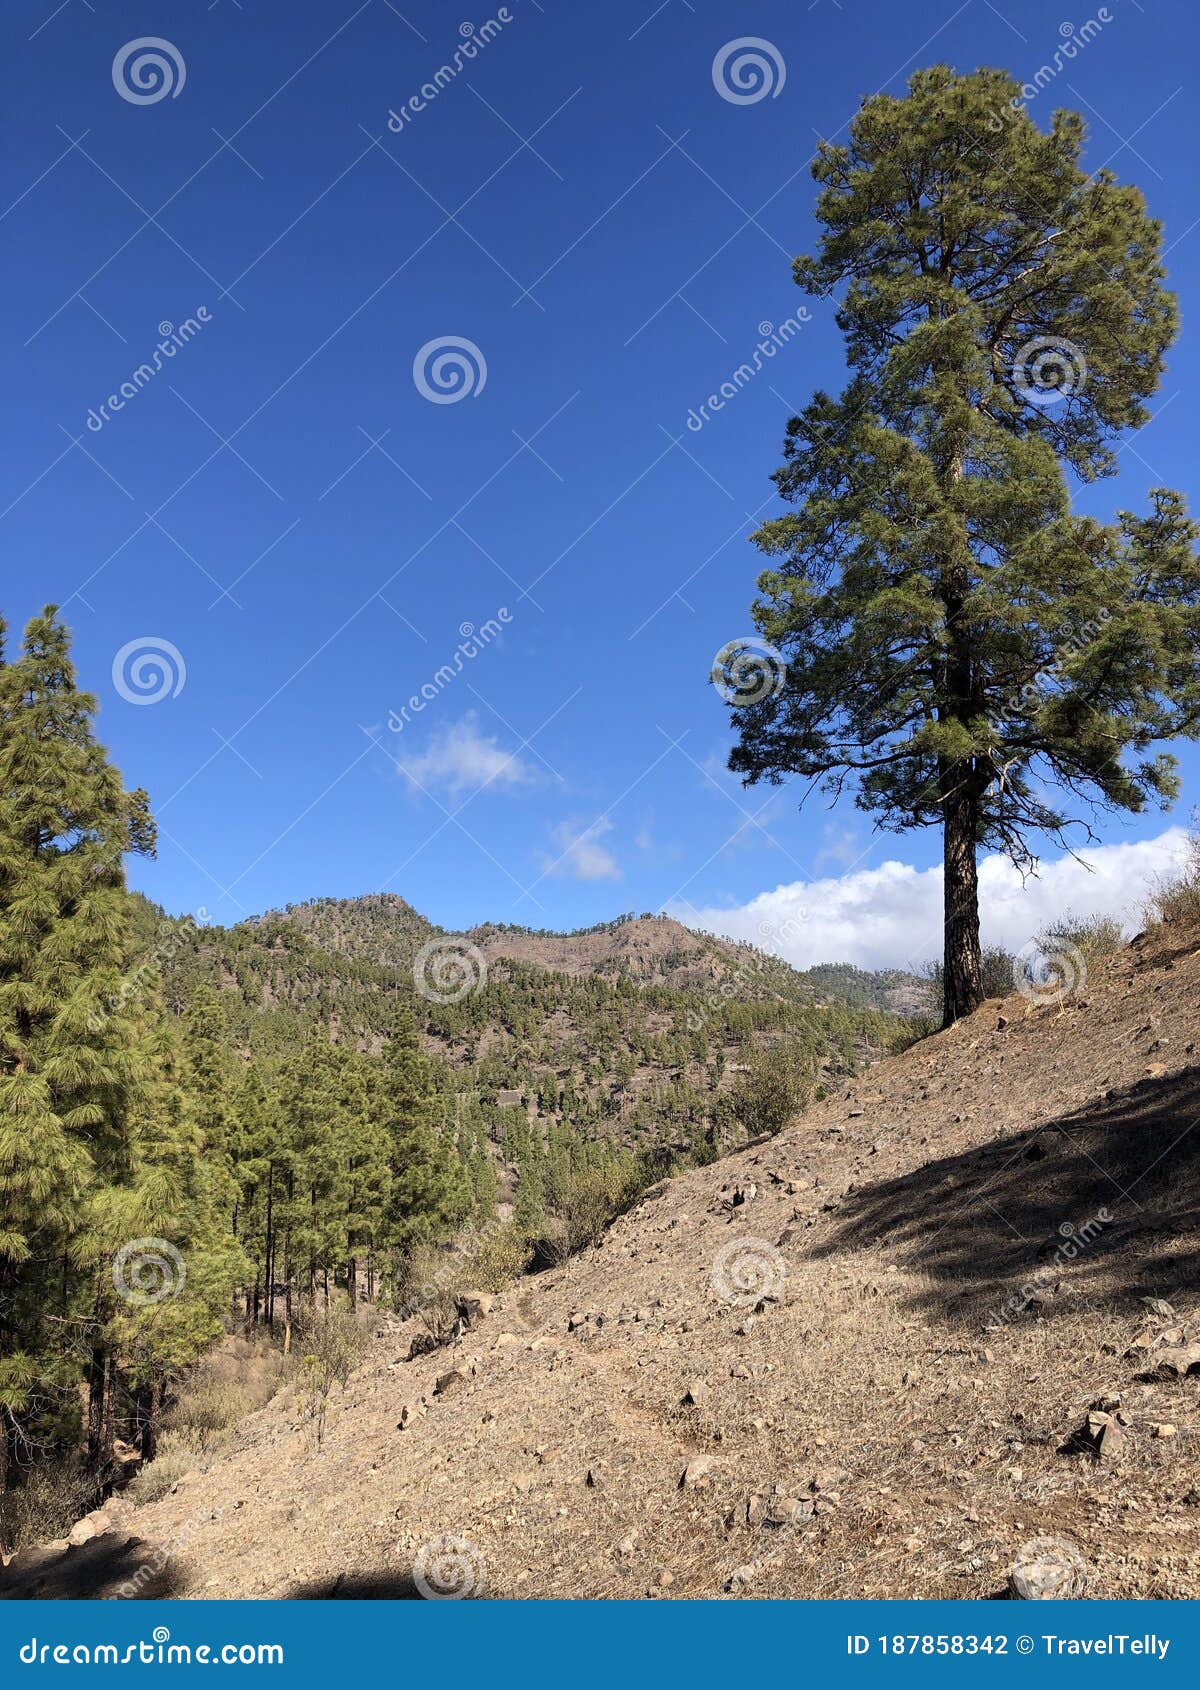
[723,66,1200,1021]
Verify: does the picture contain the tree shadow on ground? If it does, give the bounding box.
[289,1570,423,1599]
[0,1534,186,1601]
[813,1065,1200,1325]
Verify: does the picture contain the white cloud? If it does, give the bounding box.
[543,816,621,882]
[674,827,1192,973]
[396,714,534,796]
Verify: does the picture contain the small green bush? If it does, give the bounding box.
[1144,822,1200,928]
[1037,911,1125,961]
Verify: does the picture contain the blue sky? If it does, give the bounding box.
[3,0,1198,968]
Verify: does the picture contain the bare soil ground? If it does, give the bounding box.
[7,922,1200,1601]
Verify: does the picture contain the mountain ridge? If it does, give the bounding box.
[14,913,1200,1600]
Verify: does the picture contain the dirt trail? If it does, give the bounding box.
[7,923,1200,1600]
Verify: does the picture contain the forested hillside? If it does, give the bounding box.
[160,893,905,1204]
[0,607,911,1548]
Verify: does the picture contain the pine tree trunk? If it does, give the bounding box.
[347,1256,357,1311]
[86,1341,114,1472]
[942,780,984,1025]
[264,1166,275,1331]
[143,1380,162,1462]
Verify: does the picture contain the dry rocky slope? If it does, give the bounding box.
[9,921,1200,1601]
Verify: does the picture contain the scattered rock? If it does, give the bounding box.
[433,1367,468,1399]
[1147,1344,1200,1380]
[768,1495,813,1527]
[1152,1423,1178,1440]
[682,1380,711,1407]
[680,1454,717,1489]
[1010,1541,1086,1600]
[457,1290,496,1325]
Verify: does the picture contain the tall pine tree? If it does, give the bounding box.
[724,67,1200,1022]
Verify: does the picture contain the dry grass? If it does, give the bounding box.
[11,915,1200,1601]
[0,1456,94,1554]
[1144,822,1200,928]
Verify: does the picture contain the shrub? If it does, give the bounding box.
[125,1431,206,1504]
[923,945,1018,1013]
[395,1241,462,1341]
[1144,821,1200,928]
[0,1456,94,1554]
[1037,911,1125,961]
[461,1222,532,1294]
[728,1049,811,1140]
[295,1311,371,1447]
[164,1378,252,1448]
[537,1153,641,1265]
